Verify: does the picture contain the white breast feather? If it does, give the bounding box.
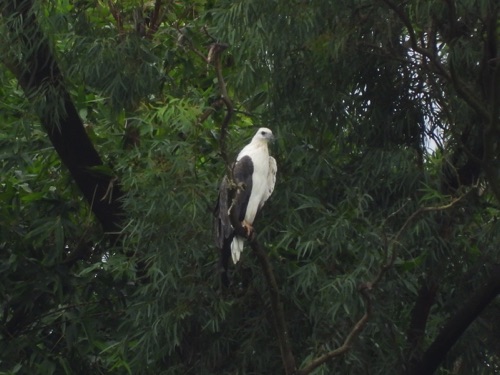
[240,144,269,225]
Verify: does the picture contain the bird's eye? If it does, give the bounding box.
[261,131,266,135]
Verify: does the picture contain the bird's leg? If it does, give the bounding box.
[241,220,254,237]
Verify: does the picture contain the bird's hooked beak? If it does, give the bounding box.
[264,130,275,142]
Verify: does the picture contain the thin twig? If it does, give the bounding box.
[176,26,209,63]
[371,195,465,289]
[380,0,490,121]
[297,288,371,375]
[202,25,218,43]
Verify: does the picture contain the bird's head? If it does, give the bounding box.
[252,127,274,143]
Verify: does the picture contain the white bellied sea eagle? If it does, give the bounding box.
[214,128,277,286]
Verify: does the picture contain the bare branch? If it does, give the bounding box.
[176,27,209,63]
[296,288,371,375]
[372,195,465,287]
[297,196,466,374]
[202,25,218,43]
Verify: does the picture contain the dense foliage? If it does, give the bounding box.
[1,0,499,374]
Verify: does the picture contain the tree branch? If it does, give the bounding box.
[380,0,491,121]
[248,235,297,375]
[405,278,439,367]
[107,0,124,35]
[297,196,465,374]
[146,0,165,38]
[219,125,296,371]
[370,195,464,289]
[296,288,372,375]
[482,5,500,203]
[177,27,210,64]
[407,264,500,375]
[197,99,224,124]
[209,42,233,178]
[1,0,124,234]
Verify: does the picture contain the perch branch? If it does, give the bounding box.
[248,233,297,375]
[226,203,297,375]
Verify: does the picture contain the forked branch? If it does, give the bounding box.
[297,196,465,374]
[380,0,490,121]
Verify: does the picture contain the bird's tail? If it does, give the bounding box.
[231,236,244,264]
[220,237,232,287]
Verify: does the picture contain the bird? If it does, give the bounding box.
[214,127,277,286]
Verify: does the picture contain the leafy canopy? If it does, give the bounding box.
[0,0,499,374]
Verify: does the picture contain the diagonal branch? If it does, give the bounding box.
[406,278,439,366]
[225,205,297,374]
[1,0,124,234]
[407,264,500,375]
[296,287,372,375]
[297,196,465,374]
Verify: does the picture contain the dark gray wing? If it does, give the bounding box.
[213,176,232,249]
[213,176,233,286]
[213,156,254,287]
[232,155,254,222]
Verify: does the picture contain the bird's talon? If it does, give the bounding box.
[242,221,254,237]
